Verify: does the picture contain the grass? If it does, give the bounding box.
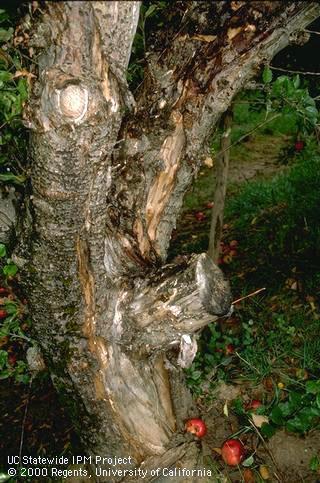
[173,122,320,439]
[178,99,299,217]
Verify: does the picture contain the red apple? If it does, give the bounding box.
[225,344,235,355]
[185,418,207,438]
[221,439,245,466]
[206,201,214,209]
[0,309,7,319]
[195,211,206,222]
[245,399,262,411]
[294,140,304,151]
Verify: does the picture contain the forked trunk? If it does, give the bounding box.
[18,2,320,481]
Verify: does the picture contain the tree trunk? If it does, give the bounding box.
[18,1,320,481]
[208,109,233,263]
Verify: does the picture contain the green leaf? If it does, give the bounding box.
[262,66,273,84]
[0,70,12,82]
[145,4,157,18]
[310,455,320,471]
[189,370,202,381]
[0,349,8,367]
[306,380,320,394]
[0,369,10,380]
[286,407,317,433]
[0,173,26,185]
[3,263,18,277]
[260,423,276,438]
[0,472,12,483]
[0,27,13,42]
[15,372,30,384]
[270,405,284,425]
[293,75,300,89]
[0,243,6,257]
[288,391,303,410]
[4,301,17,315]
[242,455,254,467]
[17,78,28,101]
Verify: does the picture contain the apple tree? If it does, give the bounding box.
[14,1,320,480]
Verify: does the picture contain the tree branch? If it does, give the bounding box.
[128,254,232,352]
[112,1,320,266]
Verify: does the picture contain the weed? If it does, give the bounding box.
[182,92,320,439]
[0,8,28,186]
[0,243,31,383]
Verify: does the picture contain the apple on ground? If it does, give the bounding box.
[225,344,235,355]
[194,211,206,221]
[221,439,245,466]
[185,418,207,438]
[294,140,304,151]
[245,399,262,411]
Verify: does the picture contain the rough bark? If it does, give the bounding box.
[208,110,232,263]
[19,1,320,481]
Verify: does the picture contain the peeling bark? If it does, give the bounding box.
[21,1,320,481]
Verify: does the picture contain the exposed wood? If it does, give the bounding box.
[128,253,232,353]
[208,109,233,262]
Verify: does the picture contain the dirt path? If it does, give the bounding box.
[227,133,289,184]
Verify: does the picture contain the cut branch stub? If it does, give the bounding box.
[57,84,89,122]
[128,253,232,352]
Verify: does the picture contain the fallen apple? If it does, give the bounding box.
[185,418,207,438]
[245,399,262,411]
[0,309,7,319]
[225,344,235,355]
[294,140,304,151]
[221,439,245,466]
[195,211,206,222]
